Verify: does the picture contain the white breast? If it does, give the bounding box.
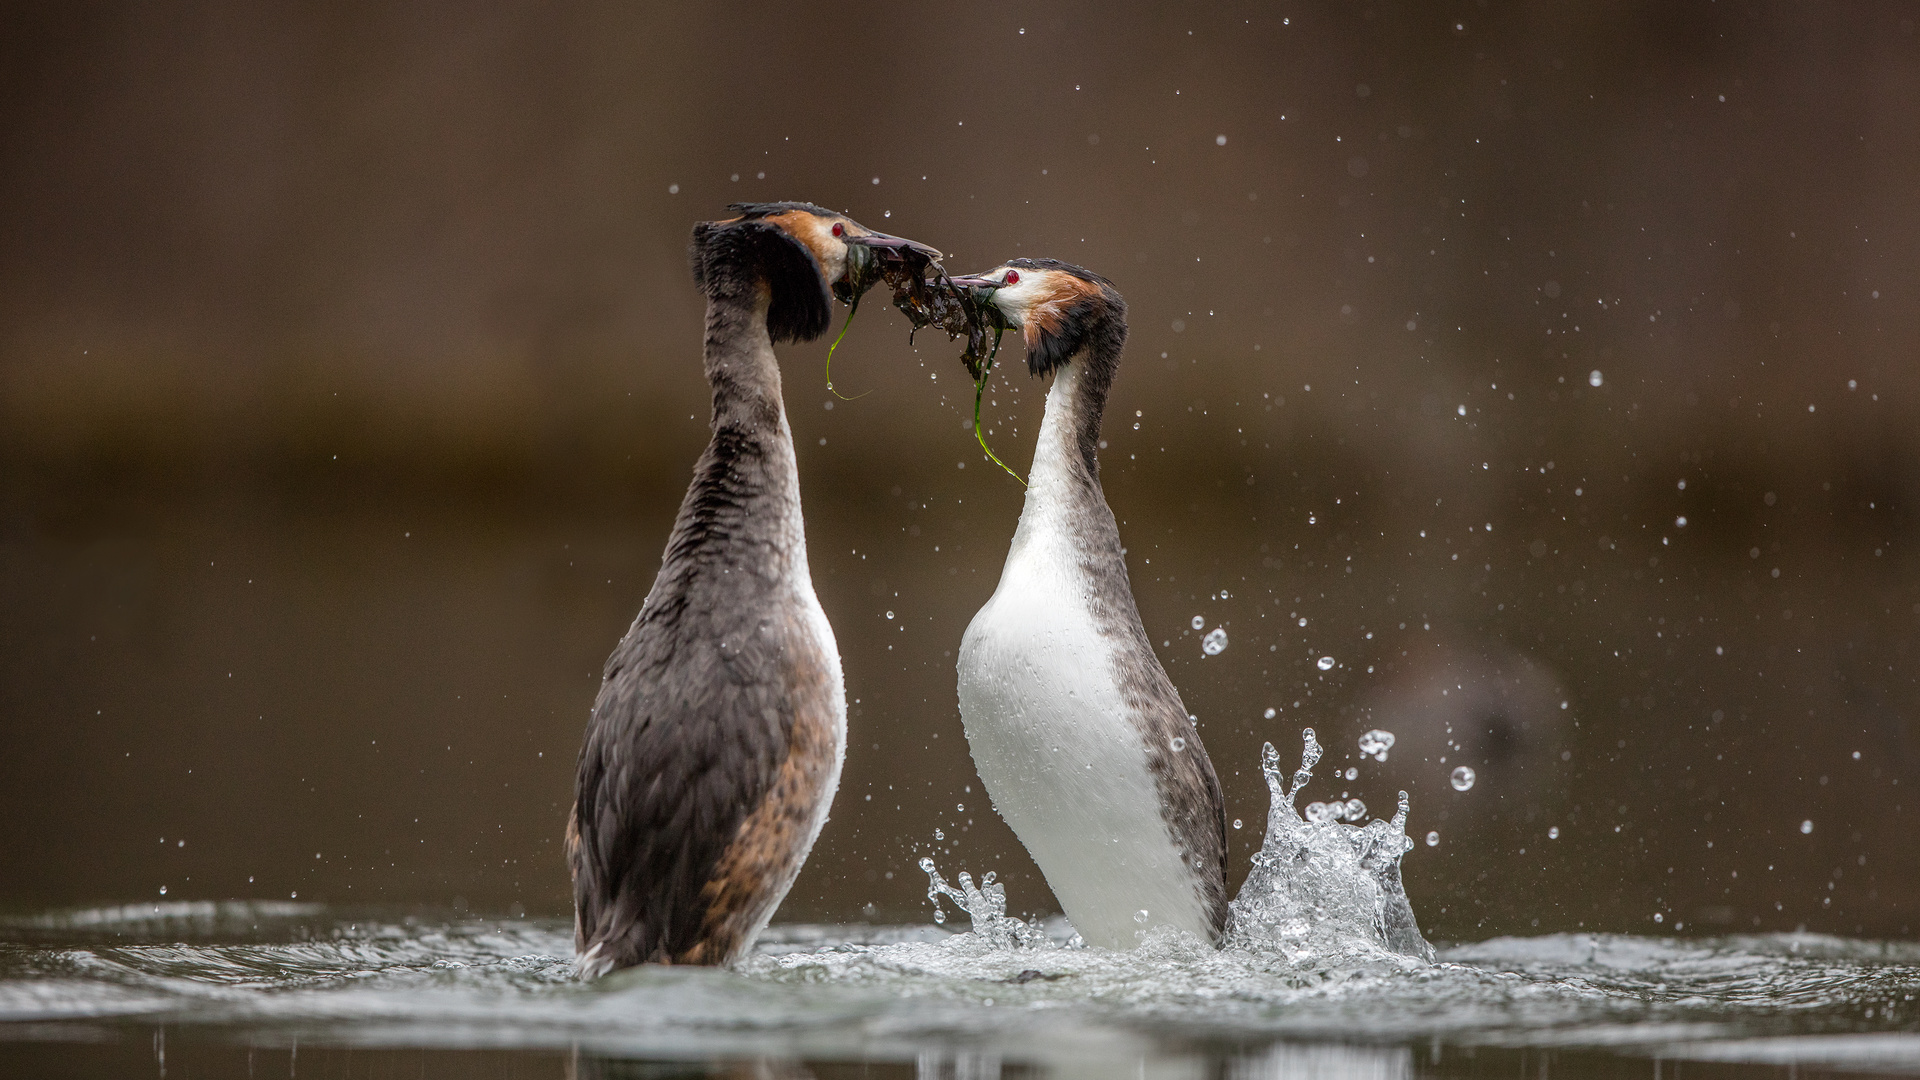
[955,370,1210,949]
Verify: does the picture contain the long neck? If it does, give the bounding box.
[1012,334,1124,568]
[657,287,806,583]
[704,287,788,437]
[1025,334,1119,507]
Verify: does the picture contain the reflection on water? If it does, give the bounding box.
[2,903,1918,1077]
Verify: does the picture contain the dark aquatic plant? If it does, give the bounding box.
[860,247,1026,485]
[825,234,1028,483]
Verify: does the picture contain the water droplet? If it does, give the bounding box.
[1548,826,1560,839]
[1201,627,1229,655]
[1133,909,1150,923]
[1317,655,1336,671]
[1191,615,1206,630]
[1588,369,1604,387]
[1344,798,1368,820]
[1305,801,1335,823]
[885,611,895,619]
[933,828,944,840]
[1426,831,1439,846]
[1263,707,1277,719]
[1344,767,1358,780]
[1358,729,1396,762]
[158,886,167,896]
[1297,617,1308,627]
[1170,736,1187,752]
[1232,818,1243,829]
[1800,819,1814,834]
[1450,766,1476,791]
[956,803,965,812]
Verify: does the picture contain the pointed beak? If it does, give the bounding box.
[845,231,943,261]
[947,274,1002,289]
[833,227,940,305]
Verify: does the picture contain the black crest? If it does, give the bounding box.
[725,201,835,219]
[689,206,834,343]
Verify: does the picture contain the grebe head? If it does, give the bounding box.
[949,259,1125,376]
[691,202,941,342]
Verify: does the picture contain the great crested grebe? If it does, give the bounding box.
[569,203,936,975]
[947,259,1228,949]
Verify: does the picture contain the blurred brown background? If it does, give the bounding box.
[2,1,1916,941]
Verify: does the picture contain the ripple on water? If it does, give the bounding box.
[2,909,1918,1067]
[4,756,1919,1070]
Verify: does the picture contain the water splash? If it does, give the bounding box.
[1226,729,1434,963]
[1201,628,1229,656]
[1358,728,1396,762]
[917,731,1431,968]
[918,858,1047,948]
[1451,766,1477,791]
[1304,798,1368,824]
[7,907,1919,1072]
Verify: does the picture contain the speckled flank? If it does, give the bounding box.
[1056,375,1232,939]
[684,609,843,963]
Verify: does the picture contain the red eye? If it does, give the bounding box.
[831,222,845,237]
[1004,270,1020,285]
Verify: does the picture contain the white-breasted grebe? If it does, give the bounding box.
[948,259,1229,949]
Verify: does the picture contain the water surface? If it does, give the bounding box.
[4,901,1917,1078]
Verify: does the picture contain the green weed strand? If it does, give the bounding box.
[825,295,871,401]
[972,326,1026,487]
